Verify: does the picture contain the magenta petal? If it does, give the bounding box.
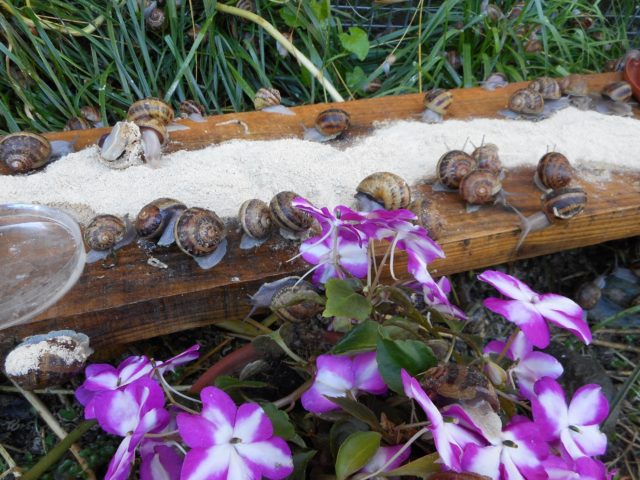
[515,352,563,399]
[132,408,170,447]
[199,387,236,442]
[156,344,200,374]
[336,239,369,278]
[360,445,411,474]
[532,377,568,441]
[483,298,550,348]
[140,443,183,480]
[462,443,501,479]
[535,294,591,345]
[483,340,509,357]
[105,436,135,480]
[235,437,294,480]
[177,413,224,449]
[568,384,609,426]
[478,270,537,301]
[233,403,273,443]
[509,331,533,360]
[575,457,609,480]
[117,355,153,384]
[401,370,442,428]
[180,445,232,480]
[95,389,144,437]
[82,364,118,391]
[314,354,355,390]
[352,352,387,394]
[300,382,343,413]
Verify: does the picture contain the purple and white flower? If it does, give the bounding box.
[299,233,369,284]
[543,455,612,480]
[484,331,563,399]
[424,277,467,321]
[139,439,183,480]
[301,352,387,414]
[177,387,293,480]
[359,445,411,478]
[478,270,591,348]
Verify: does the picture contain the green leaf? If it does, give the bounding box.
[332,320,380,355]
[214,376,269,390]
[325,396,381,431]
[261,403,296,440]
[290,450,317,480]
[346,66,367,91]
[335,431,381,480]
[376,338,437,393]
[339,27,370,61]
[382,452,440,478]
[280,7,303,28]
[323,279,372,321]
[329,418,369,458]
[310,0,331,22]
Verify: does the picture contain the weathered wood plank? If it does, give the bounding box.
[1,72,638,354]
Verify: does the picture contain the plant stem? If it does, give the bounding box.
[21,421,96,480]
[214,4,344,103]
[603,360,640,432]
[496,329,518,363]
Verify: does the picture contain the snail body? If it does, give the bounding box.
[502,88,569,120]
[355,171,411,211]
[459,169,502,211]
[304,109,350,142]
[173,207,228,269]
[254,87,294,116]
[515,187,587,251]
[422,88,453,123]
[0,132,52,174]
[481,72,508,91]
[179,100,206,123]
[239,199,273,249]
[135,197,187,242]
[270,191,314,239]
[471,143,501,176]
[84,214,136,263]
[435,150,477,191]
[534,152,574,191]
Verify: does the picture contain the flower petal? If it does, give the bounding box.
[104,436,135,480]
[478,270,536,301]
[156,344,200,374]
[81,364,119,391]
[180,444,232,480]
[233,403,273,443]
[360,445,411,474]
[462,443,501,479]
[352,352,387,394]
[568,384,609,426]
[483,298,550,348]
[177,413,219,449]
[140,443,183,480]
[301,354,354,413]
[336,238,369,278]
[200,387,236,444]
[515,351,563,399]
[117,355,153,385]
[568,424,608,458]
[532,377,568,441]
[235,437,294,480]
[535,294,591,345]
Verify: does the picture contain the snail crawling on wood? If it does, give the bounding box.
[84,214,136,263]
[471,142,502,177]
[594,81,634,117]
[459,169,505,213]
[421,88,453,123]
[254,87,295,116]
[303,108,351,142]
[433,150,477,192]
[135,197,187,245]
[179,100,206,123]
[533,152,575,191]
[238,199,273,249]
[500,80,569,120]
[355,171,411,211]
[270,191,315,240]
[0,132,75,175]
[481,72,508,91]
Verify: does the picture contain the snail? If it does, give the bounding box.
[303,109,350,142]
[458,169,503,213]
[363,78,382,93]
[0,132,52,174]
[64,116,91,131]
[186,24,207,45]
[270,191,314,240]
[534,152,574,191]
[481,72,508,91]
[99,121,145,169]
[514,186,587,251]
[508,1,525,20]
[601,81,632,103]
[171,207,228,269]
[247,276,301,318]
[269,282,322,323]
[501,88,568,120]
[410,197,444,240]
[481,2,503,22]
[592,81,634,117]
[84,214,136,263]
[528,77,561,100]
[4,330,93,390]
[524,36,542,53]
[127,97,174,126]
[236,0,255,12]
[355,171,411,211]
[238,199,273,249]
[420,364,499,411]
[254,87,295,116]
[421,88,453,123]
[575,275,606,310]
[471,142,502,176]
[179,100,206,123]
[135,197,187,243]
[558,74,589,97]
[80,105,103,127]
[145,6,165,30]
[433,150,477,192]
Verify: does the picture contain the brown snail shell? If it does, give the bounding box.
[483,3,503,22]
[236,0,255,12]
[445,50,462,71]
[542,186,587,222]
[84,214,128,251]
[508,88,544,115]
[410,197,444,240]
[315,109,350,137]
[575,280,603,310]
[270,283,322,323]
[535,152,574,190]
[80,105,101,124]
[508,1,525,20]
[421,364,499,411]
[356,171,411,211]
[127,97,174,126]
[524,37,542,53]
[528,77,561,100]
[254,87,281,110]
[601,81,632,103]
[482,72,508,91]
[239,199,272,240]
[179,100,205,118]
[424,88,453,115]
[135,198,187,240]
[471,143,501,175]
[0,132,52,174]
[137,118,168,146]
[558,74,588,96]
[437,150,477,190]
[174,207,226,257]
[146,7,166,30]
[459,169,501,205]
[269,191,314,233]
[64,117,91,131]
[4,330,93,390]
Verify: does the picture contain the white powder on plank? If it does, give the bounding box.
[0,107,638,225]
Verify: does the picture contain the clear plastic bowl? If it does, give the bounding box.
[0,204,86,330]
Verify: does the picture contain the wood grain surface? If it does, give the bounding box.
[2,72,638,355]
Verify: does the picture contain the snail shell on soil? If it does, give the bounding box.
[270,282,322,323]
[575,278,604,310]
[146,6,166,30]
[127,97,174,126]
[64,117,92,131]
[0,132,52,174]
[436,150,477,190]
[471,143,501,175]
[270,191,314,233]
[99,121,145,169]
[601,81,632,103]
[528,77,561,100]
[239,199,272,240]
[254,87,281,110]
[424,88,453,115]
[356,171,411,211]
[558,74,588,96]
[174,207,228,269]
[135,197,187,240]
[84,214,128,251]
[534,152,574,191]
[459,169,501,205]
[4,330,93,390]
[508,88,544,115]
[421,364,499,411]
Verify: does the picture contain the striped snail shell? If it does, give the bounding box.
[270,191,314,233]
[558,74,588,96]
[135,198,186,240]
[137,118,168,145]
[270,282,322,323]
[127,97,174,126]
[179,100,205,118]
[542,187,587,222]
[236,0,255,12]
[175,207,225,256]
[64,117,91,131]
[524,37,542,53]
[84,214,128,251]
[508,88,544,115]
[535,152,574,191]
[528,77,561,100]
[239,199,272,240]
[0,132,52,174]
[601,81,632,103]
[459,169,501,205]
[315,109,350,137]
[437,150,477,190]
[254,87,281,110]
[471,144,501,175]
[424,88,453,115]
[146,6,166,30]
[80,105,101,124]
[355,171,411,211]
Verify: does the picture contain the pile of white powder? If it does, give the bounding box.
[1,107,638,225]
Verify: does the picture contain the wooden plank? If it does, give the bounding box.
[2,72,639,354]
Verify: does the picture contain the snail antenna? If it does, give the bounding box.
[462,136,470,151]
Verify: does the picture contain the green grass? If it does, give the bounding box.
[0,0,632,133]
